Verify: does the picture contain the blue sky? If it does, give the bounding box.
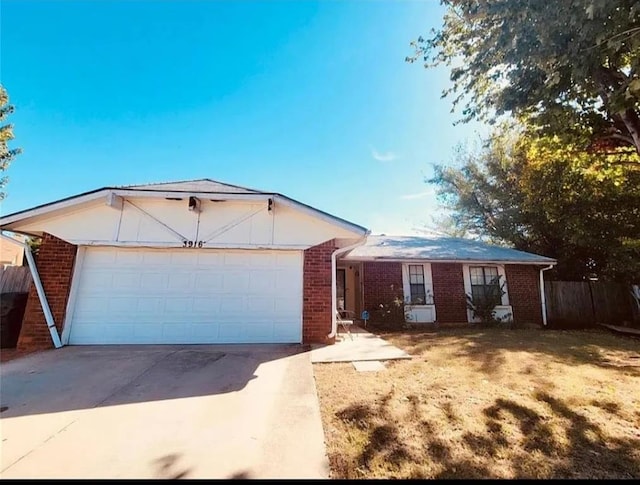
[1,0,486,235]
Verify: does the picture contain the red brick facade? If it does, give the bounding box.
[359,261,543,326]
[432,263,468,323]
[302,239,336,344]
[362,262,403,323]
[18,233,77,351]
[505,264,543,325]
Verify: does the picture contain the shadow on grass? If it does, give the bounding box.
[331,390,640,479]
[380,326,640,377]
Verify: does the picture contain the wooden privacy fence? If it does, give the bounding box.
[0,266,33,294]
[545,281,639,328]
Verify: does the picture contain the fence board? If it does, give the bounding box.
[545,280,636,328]
[0,266,33,293]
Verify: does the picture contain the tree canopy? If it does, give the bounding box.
[0,85,21,201]
[429,124,640,281]
[409,0,640,157]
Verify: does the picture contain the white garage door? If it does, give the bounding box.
[67,247,303,344]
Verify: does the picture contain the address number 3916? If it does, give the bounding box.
[183,240,204,248]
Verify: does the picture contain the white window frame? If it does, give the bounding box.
[462,264,512,323]
[401,263,436,323]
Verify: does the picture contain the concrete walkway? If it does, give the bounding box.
[0,345,328,479]
[310,326,411,363]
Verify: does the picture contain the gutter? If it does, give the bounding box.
[328,231,371,340]
[0,232,62,348]
[539,264,554,326]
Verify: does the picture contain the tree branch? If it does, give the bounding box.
[585,26,640,51]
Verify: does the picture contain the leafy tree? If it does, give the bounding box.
[409,0,640,157]
[1,85,22,200]
[26,236,42,259]
[429,124,640,282]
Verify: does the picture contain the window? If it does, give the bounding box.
[408,264,427,304]
[469,266,502,305]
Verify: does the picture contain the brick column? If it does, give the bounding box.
[505,265,543,325]
[362,262,403,323]
[18,233,77,351]
[432,263,468,323]
[302,239,337,344]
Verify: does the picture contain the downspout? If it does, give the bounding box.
[328,231,371,339]
[0,232,62,348]
[539,264,554,327]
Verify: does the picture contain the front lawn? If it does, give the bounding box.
[313,327,640,479]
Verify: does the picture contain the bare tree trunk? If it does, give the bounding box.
[596,67,640,156]
[619,109,640,156]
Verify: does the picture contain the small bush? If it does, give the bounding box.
[465,277,512,326]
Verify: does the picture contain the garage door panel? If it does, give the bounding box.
[79,271,113,290]
[163,297,192,313]
[248,252,276,266]
[134,324,163,340]
[140,273,168,290]
[196,252,224,266]
[69,248,303,344]
[108,297,139,312]
[191,323,220,339]
[274,323,301,340]
[137,297,164,313]
[249,273,275,291]
[83,248,117,265]
[115,249,143,264]
[167,273,193,289]
[223,273,250,291]
[194,273,223,289]
[218,323,242,341]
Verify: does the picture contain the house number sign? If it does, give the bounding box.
[182,240,205,248]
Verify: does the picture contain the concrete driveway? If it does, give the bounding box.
[0,345,328,479]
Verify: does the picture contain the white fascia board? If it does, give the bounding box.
[0,189,274,229]
[111,189,274,201]
[274,195,368,236]
[340,256,557,265]
[1,187,369,238]
[68,240,311,250]
[0,190,110,227]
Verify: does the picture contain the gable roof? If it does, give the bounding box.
[342,235,555,264]
[122,178,261,194]
[0,178,368,236]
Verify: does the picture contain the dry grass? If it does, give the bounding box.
[313,327,640,479]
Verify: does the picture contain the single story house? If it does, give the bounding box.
[0,179,555,351]
[339,235,555,326]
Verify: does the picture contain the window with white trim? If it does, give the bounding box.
[408,264,429,304]
[469,266,502,305]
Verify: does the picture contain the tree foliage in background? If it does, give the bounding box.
[429,124,640,282]
[1,85,22,201]
[408,0,640,157]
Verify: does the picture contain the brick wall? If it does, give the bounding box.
[303,239,336,344]
[18,233,77,351]
[432,263,468,323]
[362,262,403,323]
[505,264,543,325]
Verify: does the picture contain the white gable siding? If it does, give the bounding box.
[14,196,360,249]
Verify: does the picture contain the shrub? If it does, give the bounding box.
[465,276,512,326]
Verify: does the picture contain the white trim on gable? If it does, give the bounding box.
[462,263,512,323]
[1,188,368,238]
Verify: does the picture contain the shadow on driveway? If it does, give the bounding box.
[0,344,306,418]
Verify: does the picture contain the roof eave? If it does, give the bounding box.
[1,187,369,237]
[340,256,557,265]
